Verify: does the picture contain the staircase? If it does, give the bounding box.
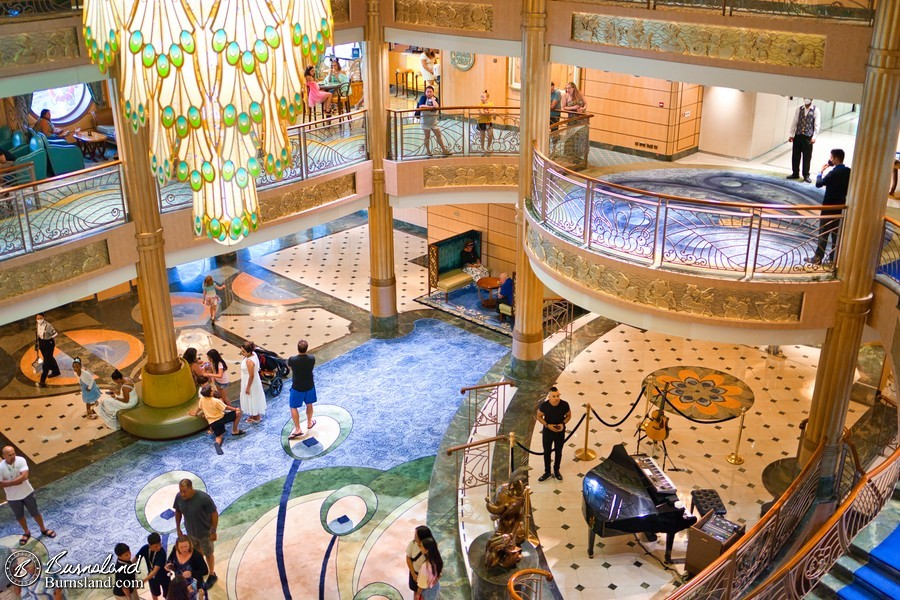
[807,484,900,599]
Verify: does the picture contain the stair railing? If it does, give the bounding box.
[744,443,900,599]
[667,438,827,600]
[461,381,514,436]
[507,568,554,600]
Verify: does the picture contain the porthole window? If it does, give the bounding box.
[30,84,92,124]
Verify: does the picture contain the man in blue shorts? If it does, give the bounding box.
[287,340,317,439]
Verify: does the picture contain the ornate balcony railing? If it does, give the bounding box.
[591,0,876,24]
[161,110,369,213]
[532,149,845,280]
[387,106,521,160]
[0,0,76,19]
[549,113,593,171]
[744,443,900,599]
[667,440,826,600]
[0,160,126,260]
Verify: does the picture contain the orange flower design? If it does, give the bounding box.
[654,367,753,419]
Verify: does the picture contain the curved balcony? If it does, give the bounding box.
[0,111,370,261]
[526,150,845,342]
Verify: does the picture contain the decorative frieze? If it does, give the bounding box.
[0,26,80,70]
[332,0,350,24]
[395,0,493,32]
[571,13,825,69]
[526,225,802,322]
[0,240,109,302]
[424,164,519,188]
[259,174,357,222]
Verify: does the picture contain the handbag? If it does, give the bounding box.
[31,352,43,374]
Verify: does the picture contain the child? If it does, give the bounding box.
[189,385,245,454]
[113,542,136,599]
[135,532,169,600]
[72,357,100,419]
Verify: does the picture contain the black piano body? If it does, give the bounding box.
[582,444,697,561]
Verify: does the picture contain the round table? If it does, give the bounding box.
[476,276,501,308]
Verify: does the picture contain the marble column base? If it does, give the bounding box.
[509,356,544,379]
[468,532,541,600]
[370,314,399,338]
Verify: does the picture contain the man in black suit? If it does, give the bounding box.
[809,148,851,265]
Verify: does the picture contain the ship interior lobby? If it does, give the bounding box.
[2,2,900,600]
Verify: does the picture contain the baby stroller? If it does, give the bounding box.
[254,347,291,396]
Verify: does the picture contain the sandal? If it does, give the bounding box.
[288,430,304,439]
[40,529,56,538]
[232,430,247,437]
[307,419,317,430]
[19,533,31,545]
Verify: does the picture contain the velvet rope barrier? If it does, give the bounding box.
[652,385,742,425]
[514,412,587,456]
[589,386,645,427]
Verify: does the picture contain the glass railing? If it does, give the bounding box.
[160,110,369,213]
[0,160,126,260]
[532,149,845,280]
[387,106,521,160]
[592,0,875,23]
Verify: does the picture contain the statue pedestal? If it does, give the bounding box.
[467,532,542,600]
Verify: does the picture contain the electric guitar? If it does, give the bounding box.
[645,383,671,442]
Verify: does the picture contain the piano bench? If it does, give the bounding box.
[691,489,727,517]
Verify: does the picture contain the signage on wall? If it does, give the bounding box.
[450,51,475,72]
[352,46,361,59]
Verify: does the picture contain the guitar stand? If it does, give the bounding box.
[656,438,681,473]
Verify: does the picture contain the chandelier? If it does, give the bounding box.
[83,0,333,245]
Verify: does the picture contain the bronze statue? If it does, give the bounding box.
[483,467,529,569]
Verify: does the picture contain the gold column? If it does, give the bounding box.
[108,74,194,406]
[365,0,398,333]
[801,1,900,485]
[512,0,551,373]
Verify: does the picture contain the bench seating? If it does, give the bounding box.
[428,229,484,301]
[119,399,208,440]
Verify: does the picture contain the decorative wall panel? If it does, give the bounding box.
[424,164,519,188]
[0,26,80,69]
[332,0,350,24]
[526,225,803,322]
[0,240,109,301]
[395,0,493,32]
[571,13,825,69]
[260,174,357,222]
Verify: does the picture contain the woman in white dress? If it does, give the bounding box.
[239,342,266,423]
[97,369,138,430]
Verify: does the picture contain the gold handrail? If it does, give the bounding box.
[884,215,900,229]
[387,105,520,114]
[460,381,513,394]
[0,159,123,196]
[668,438,828,600]
[446,435,505,456]
[745,443,900,598]
[507,568,554,600]
[535,146,846,213]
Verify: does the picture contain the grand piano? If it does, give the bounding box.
[582,444,697,562]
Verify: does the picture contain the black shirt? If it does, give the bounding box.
[539,399,571,432]
[136,544,168,584]
[289,354,315,391]
[113,557,136,596]
[816,164,851,206]
[460,248,480,265]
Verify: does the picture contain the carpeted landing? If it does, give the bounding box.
[0,318,508,599]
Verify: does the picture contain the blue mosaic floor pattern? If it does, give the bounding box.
[0,318,508,569]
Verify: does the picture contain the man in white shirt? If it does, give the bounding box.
[787,98,821,183]
[0,446,55,546]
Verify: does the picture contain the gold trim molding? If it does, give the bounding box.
[0,27,80,70]
[332,0,350,25]
[571,13,825,69]
[260,174,357,222]
[395,0,494,32]
[424,164,519,188]
[526,225,802,322]
[0,240,109,302]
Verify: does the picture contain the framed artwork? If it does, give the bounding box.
[450,51,475,71]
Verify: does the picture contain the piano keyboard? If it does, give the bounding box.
[634,455,677,496]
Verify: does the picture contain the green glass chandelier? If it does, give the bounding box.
[83,0,333,245]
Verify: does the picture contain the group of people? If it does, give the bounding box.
[405,525,443,599]
[304,59,352,118]
[459,240,515,314]
[105,478,219,599]
[550,81,588,125]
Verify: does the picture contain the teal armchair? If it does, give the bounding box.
[0,125,11,148]
[2,138,48,186]
[35,132,84,176]
[4,132,33,159]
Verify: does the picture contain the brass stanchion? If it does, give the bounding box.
[726,408,747,465]
[639,377,654,432]
[574,403,597,461]
[508,431,516,481]
[523,485,540,548]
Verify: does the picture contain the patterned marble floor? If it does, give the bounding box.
[527,325,868,600]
